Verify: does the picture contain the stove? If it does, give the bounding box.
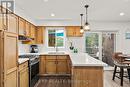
[19,54,40,87]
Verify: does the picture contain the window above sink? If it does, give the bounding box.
[47,27,65,48]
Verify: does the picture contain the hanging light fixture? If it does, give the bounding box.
[84,5,90,31]
[80,14,84,33]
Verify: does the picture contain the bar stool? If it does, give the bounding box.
[112,52,130,86]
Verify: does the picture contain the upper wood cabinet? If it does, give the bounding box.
[0,7,3,30]
[18,17,26,36]
[25,21,30,37]
[35,26,44,44]
[3,32,18,87]
[66,26,83,37]
[0,7,8,31]
[30,24,35,38]
[7,14,18,34]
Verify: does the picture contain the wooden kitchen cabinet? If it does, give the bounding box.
[4,32,18,87]
[18,17,26,36]
[30,24,36,39]
[0,7,8,31]
[45,56,57,74]
[35,26,44,44]
[39,55,70,75]
[72,67,103,87]
[25,21,30,37]
[0,6,3,30]
[39,56,46,75]
[7,13,18,34]
[18,61,29,87]
[66,26,83,37]
[57,56,68,74]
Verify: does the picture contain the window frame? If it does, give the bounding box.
[46,27,65,48]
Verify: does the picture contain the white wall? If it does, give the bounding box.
[18,21,130,54]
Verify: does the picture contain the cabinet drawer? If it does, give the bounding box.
[57,55,67,60]
[46,55,57,60]
[19,61,28,71]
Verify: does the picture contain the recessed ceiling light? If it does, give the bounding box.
[120,12,125,16]
[51,13,55,17]
[44,0,48,2]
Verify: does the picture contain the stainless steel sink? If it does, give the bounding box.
[48,52,65,54]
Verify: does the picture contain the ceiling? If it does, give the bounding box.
[15,0,130,22]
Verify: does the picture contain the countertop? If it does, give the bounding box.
[18,58,29,64]
[69,53,107,67]
[19,52,107,67]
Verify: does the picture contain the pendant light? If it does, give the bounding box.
[84,5,90,31]
[80,14,84,33]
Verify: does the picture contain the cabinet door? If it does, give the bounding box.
[19,68,29,87]
[25,22,30,37]
[30,24,35,38]
[0,7,3,30]
[46,59,57,74]
[8,14,18,34]
[57,59,67,74]
[35,26,44,44]
[39,56,46,75]
[75,26,83,37]
[66,26,75,37]
[18,18,25,36]
[4,32,18,87]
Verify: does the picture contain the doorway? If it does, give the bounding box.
[85,32,116,66]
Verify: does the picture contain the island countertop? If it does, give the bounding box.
[69,53,107,67]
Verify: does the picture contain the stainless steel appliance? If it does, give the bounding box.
[19,54,39,87]
[30,45,39,53]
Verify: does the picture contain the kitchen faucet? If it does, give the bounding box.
[55,45,58,52]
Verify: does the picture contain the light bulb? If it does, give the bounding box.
[80,29,84,33]
[84,25,90,31]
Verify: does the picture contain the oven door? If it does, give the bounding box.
[30,61,39,87]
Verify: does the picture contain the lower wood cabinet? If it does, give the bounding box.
[18,61,29,87]
[39,55,71,75]
[71,66,103,87]
[46,59,57,74]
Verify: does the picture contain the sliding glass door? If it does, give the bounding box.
[85,32,116,66]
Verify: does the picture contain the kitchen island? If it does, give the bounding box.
[69,53,107,87]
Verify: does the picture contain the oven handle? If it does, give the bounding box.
[30,61,39,66]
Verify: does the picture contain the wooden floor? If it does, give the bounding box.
[35,71,130,87]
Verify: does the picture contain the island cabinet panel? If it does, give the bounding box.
[66,26,83,37]
[71,66,103,87]
[18,61,29,87]
[7,14,18,34]
[18,17,26,36]
[4,32,18,87]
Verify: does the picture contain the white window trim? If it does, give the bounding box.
[46,27,65,48]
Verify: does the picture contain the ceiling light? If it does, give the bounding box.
[51,13,55,17]
[80,14,84,33]
[84,5,90,31]
[120,12,125,16]
[44,0,48,2]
